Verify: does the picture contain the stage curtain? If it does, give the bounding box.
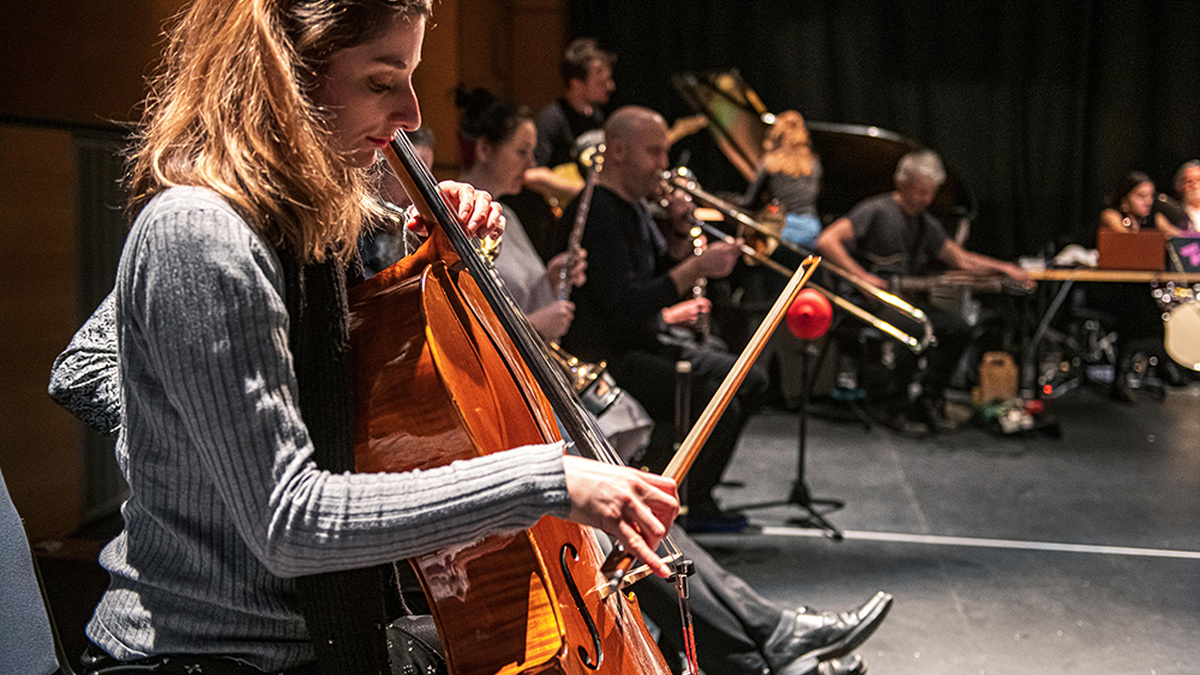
[569,0,1200,258]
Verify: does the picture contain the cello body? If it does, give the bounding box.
[349,230,670,675]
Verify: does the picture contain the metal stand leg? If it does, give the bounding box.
[788,342,844,540]
[1021,279,1075,397]
[808,316,874,431]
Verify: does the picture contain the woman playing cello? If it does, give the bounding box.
[73,1,676,672]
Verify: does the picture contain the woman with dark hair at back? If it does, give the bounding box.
[1098,170,1170,235]
[455,88,589,342]
[1093,171,1182,400]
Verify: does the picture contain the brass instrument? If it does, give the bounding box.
[742,201,785,262]
[665,169,936,353]
[654,170,714,346]
[546,341,622,414]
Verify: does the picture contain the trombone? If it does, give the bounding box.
[665,169,936,353]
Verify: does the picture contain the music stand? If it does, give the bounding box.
[786,291,845,539]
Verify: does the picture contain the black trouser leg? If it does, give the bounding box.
[919,306,972,400]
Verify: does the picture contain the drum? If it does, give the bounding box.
[1164,301,1200,371]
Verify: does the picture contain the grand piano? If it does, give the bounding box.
[672,70,976,228]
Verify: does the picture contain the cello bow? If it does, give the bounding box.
[664,256,821,483]
[600,256,822,595]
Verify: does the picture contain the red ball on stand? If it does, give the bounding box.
[785,289,833,340]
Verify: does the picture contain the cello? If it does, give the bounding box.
[349,131,671,675]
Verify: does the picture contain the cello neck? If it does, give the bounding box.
[382,134,616,463]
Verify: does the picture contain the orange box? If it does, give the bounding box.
[977,351,1018,403]
[1097,228,1166,271]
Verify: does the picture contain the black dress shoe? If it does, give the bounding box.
[764,591,893,674]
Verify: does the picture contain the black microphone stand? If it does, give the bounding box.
[788,332,845,540]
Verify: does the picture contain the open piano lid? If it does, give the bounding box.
[673,70,976,223]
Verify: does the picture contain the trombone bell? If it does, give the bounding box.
[547,341,622,415]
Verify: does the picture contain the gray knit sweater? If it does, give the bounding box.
[84,187,571,671]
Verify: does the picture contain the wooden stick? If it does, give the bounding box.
[662,256,820,483]
[1028,269,1200,284]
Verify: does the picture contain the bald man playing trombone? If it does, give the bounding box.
[559,106,760,531]
[558,104,889,675]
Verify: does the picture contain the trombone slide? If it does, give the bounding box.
[668,171,936,353]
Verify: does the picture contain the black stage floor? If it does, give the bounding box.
[693,384,1200,675]
[36,385,1199,674]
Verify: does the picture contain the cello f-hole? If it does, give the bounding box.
[561,543,604,670]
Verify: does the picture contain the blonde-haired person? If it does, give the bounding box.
[743,110,824,250]
[67,1,677,673]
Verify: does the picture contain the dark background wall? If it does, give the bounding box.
[570,0,1200,259]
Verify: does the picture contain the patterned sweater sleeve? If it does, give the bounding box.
[48,292,120,435]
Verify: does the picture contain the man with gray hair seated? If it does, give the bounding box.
[816,149,1031,433]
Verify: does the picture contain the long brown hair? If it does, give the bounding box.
[761,110,817,178]
[128,0,431,263]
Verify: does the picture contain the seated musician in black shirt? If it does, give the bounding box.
[816,149,1032,431]
[506,38,616,261]
[533,37,614,171]
[561,105,767,533]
